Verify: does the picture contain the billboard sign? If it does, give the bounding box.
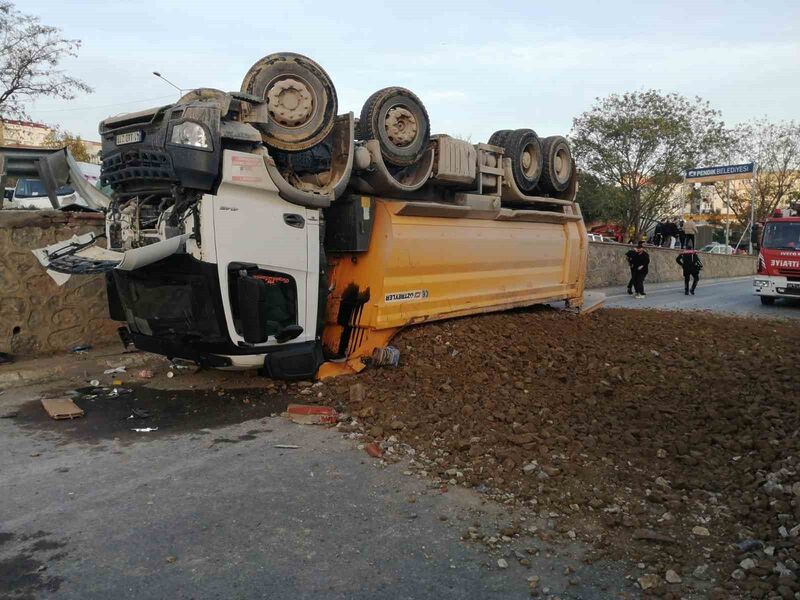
[684,162,755,183]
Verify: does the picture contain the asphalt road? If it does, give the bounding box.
[599,275,800,319]
[0,380,636,600]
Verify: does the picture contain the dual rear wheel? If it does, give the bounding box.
[489,129,572,194]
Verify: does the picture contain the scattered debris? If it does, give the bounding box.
[69,344,92,353]
[131,427,158,433]
[41,398,84,420]
[137,369,154,379]
[103,366,127,375]
[637,574,661,590]
[364,442,383,459]
[691,526,710,537]
[735,539,763,552]
[273,444,299,449]
[127,408,151,419]
[665,569,681,584]
[497,558,508,569]
[371,345,401,367]
[283,404,337,425]
[89,379,100,387]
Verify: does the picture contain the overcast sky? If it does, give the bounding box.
[23,0,800,143]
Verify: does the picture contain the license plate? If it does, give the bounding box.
[116,131,142,145]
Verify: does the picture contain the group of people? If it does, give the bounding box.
[624,242,703,298]
[651,219,697,250]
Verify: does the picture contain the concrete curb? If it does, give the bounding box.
[0,347,165,390]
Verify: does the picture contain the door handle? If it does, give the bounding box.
[283,213,305,228]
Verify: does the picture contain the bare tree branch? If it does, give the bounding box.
[0,1,92,121]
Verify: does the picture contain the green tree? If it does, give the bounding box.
[712,119,800,227]
[0,1,92,120]
[575,171,626,224]
[43,128,92,162]
[571,90,730,241]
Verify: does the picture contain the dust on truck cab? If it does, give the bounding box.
[753,204,800,305]
[34,52,590,380]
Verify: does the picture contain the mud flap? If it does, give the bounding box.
[32,233,191,285]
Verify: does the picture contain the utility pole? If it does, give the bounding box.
[725,179,731,248]
[749,162,757,255]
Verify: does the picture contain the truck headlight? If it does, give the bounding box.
[170,122,210,149]
[754,279,769,287]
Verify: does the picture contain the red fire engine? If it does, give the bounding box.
[754,204,800,305]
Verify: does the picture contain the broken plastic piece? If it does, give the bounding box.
[131,427,158,432]
[283,404,338,425]
[273,444,300,449]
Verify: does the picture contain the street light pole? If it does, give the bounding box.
[152,71,184,95]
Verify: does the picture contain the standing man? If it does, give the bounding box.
[625,243,638,295]
[678,220,686,249]
[683,219,697,250]
[665,220,679,248]
[676,248,703,295]
[653,221,664,247]
[631,241,650,298]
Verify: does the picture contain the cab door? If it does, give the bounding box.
[212,151,314,348]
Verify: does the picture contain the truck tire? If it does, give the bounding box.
[357,87,430,166]
[488,129,512,148]
[497,129,543,193]
[539,135,573,194]
[241,52,337,151]
[760,296,775,305]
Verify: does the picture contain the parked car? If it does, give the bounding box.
[699,242,736,255]
[6,178,86,210]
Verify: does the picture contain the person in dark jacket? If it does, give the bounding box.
[625,245,638,295]
[676,249,703,295]
[653,222,664,247]
[664,220,680,248]
[630,241,650,298]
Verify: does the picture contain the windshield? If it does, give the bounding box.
[763,221,800,250]
[14,179,47,198]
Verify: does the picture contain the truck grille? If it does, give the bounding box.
[778,267,800,276]
[101,149,176,188]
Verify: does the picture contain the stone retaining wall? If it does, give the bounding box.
[585,241,756,289]
[0,211,758,357]
[0,210,118,357]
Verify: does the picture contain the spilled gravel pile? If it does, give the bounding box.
[319,308,800,598]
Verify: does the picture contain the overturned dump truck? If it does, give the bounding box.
[35,52,589,379]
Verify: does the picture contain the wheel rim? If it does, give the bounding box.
[267,76,315,128]
[521,142,541,178]
[384,105,418,147]
[554,147,570,182]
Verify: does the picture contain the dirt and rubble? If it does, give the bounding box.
[306,307,800,598]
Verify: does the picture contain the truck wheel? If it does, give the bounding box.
[760,296,775,305]
[539,135,573,193]
[241,52,338,151]
[358,87,430,166]
[488,129,512,148]
[498,129,543,193]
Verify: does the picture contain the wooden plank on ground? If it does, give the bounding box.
[41,398,84,420]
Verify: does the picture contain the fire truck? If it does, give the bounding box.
[753,204,800,305]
